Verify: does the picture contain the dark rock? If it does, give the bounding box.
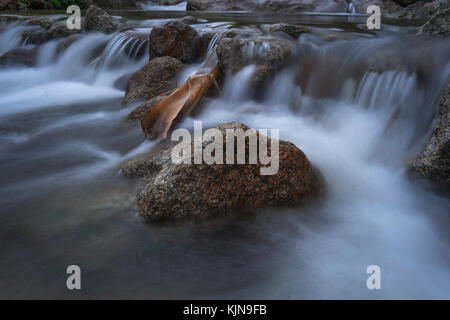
[122,121,323,219]
[216,36,296,89]
[22,27,47,45]
[257,0,347,12]
[149,21,204,63]
[353,0,446,20]
[268,24,310,39]
[187,0,349,12]
[159,0,185,5]
[56,34,80,54]
[85,0,138,9]
[47,20,81,40]
[0,46,39,67]
[122,56,183,106]
[186,0,258,11]
[409,83,450,188]
[0,0,22,11]
[26,16,65,29]
[391,0,423,6]
[85,5,121,34]
[176,16,200,25]
[418,5,450,36]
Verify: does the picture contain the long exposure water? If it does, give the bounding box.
[0,11,449,299]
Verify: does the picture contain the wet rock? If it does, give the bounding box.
[409,84,450,188]
[353,0,446,20]
[186,0,258,11]
[187,0,348,12]
[85,5,121,34]
[176,16,200,25]
[159,0,185,5]
[149,21,204,63]
[268,24,310,39]
[257,0,346,13]
[85,0,138,9]
[391,0,422,5]
[224,26,263,38]
[365,49,409,74]
[56,34,80,54]
[122,56,183,106]
[122,121,323,219]
[26,16,65,29]
[418,6,450,36]
[321,33,352,41]
[47,20,81,40]
[216,36,296,89]
[114,72,133,91]
[0,46,39,67]
[22,26,47,45]
[127,90,174,121]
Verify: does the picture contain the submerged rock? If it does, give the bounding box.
[216,36,296,89]
[122,122,323,219]
[0,46,39,67]
[122,56,183,106]
[409,84,450,188]
[85,5,121,33]
[149,21,204,63]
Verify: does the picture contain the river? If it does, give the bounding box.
[0,5,449,299]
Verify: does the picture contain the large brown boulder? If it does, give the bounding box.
[122,122,323,219]
[409,84,450,189]
[149,21,204,63]
[85,5,121,34]
[216,36,296,90]
[122,56,183,106]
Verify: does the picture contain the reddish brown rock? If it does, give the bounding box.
[122,122,323,220]
[149,21,204,63]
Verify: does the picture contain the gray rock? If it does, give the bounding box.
[47,20,81,40]
[268,24,310,39]
[22,26,47,45]
[85,5,121,34]
[409,83,450,188]
[418,5,450,36]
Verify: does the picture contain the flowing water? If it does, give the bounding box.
[0,12,449,299]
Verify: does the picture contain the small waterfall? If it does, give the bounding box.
[0,23,35,56]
